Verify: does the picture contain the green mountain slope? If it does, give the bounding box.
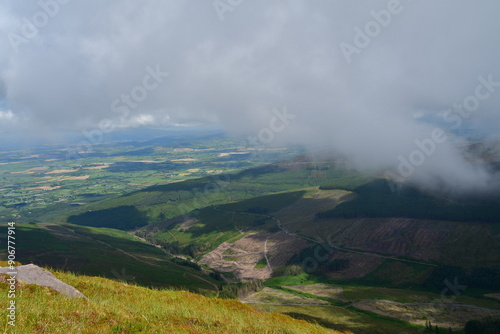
[0,265,344,334]
[59,159,367,230]
[1,223,219,294]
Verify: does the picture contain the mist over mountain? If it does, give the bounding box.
[1,0,499,194]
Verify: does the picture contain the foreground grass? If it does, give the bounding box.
[0,268,344,333]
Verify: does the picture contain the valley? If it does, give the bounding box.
[1,136,500,333]
[0,131,301,224]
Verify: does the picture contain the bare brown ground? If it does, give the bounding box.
[199,231,307,281]
[264,232,308,268]
[84,164,110,170]
[62,175,90,180]
[46,169,75,174]
[199,237,271,281]
[12,166,48,174]
[28,186,61,191]
[129,160,162,163]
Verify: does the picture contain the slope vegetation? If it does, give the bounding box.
[0,223,219,294]
[60,159,365,230]
[0,265,345,334]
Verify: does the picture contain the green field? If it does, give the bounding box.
[0,134,302,223]
[60,161,363,231]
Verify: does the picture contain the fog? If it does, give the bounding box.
[1,0,499,194]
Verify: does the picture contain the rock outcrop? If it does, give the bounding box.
[0,264,87,299]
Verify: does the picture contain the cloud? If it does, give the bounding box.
[0,110,15,121]
[0,0,499,193]
[119,114,157,128]
[0,109,21,133]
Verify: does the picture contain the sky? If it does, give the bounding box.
[0,0,499,193]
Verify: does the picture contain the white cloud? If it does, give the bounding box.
[117,114,156,128]
[0,0,499,192]
[0,110,14,121]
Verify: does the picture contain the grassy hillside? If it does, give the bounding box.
[139,190,310,258]
[0,265,344,334]
[5,159,500,333]
[60,160,366,230]
[135,179,500,285]
[1,223,219,294]
[0,133,302,223]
